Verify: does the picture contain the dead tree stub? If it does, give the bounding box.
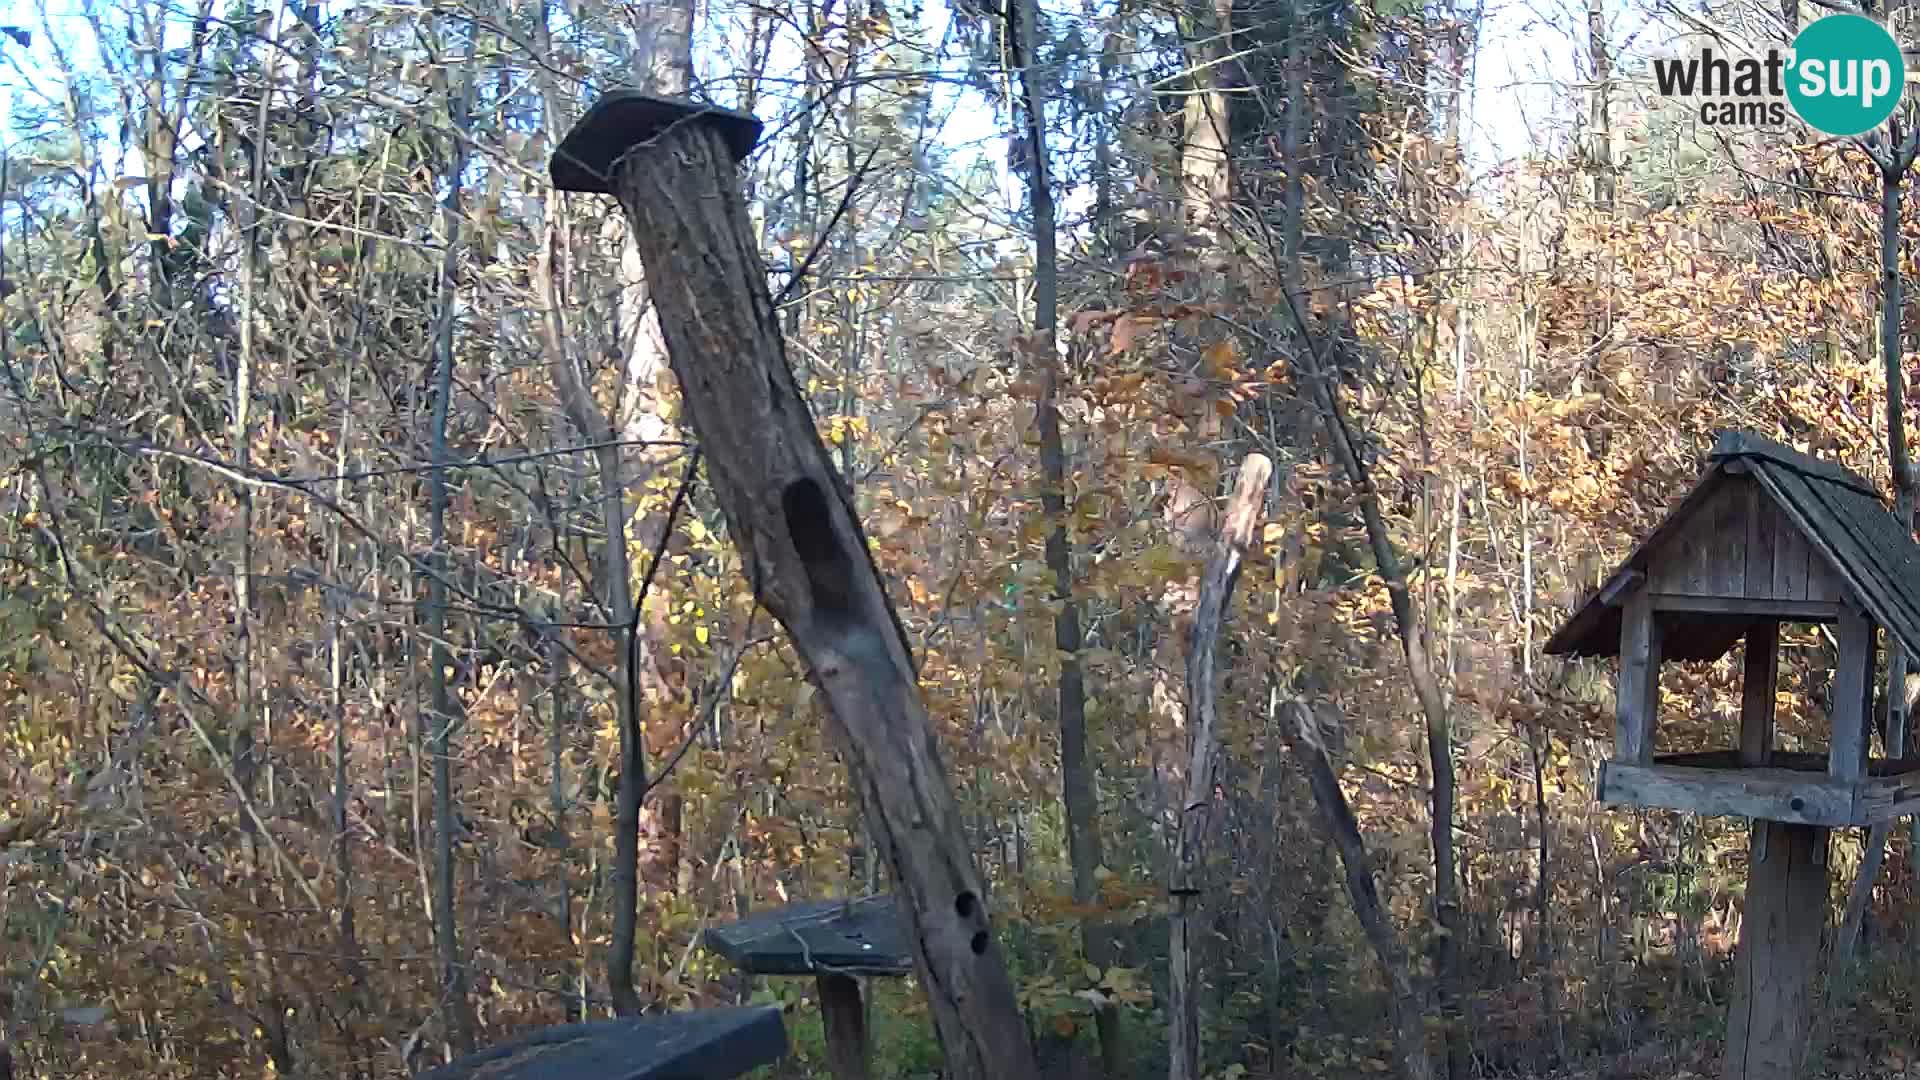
[550,92,1042,1080]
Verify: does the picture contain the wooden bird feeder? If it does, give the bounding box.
[1546,430,1920,1080]
[704,895,912,1080]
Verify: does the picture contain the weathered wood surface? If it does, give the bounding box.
[1829,606,1875,782]
[1547,431,1920,665]
[1615,588,1660,765]
[1600,759,1920,825]
[416,1008,787,1080]
[1742,622,1779,767]
[702,896,911,977]
[1723,821,1828,1080]
[1652,750,1920,777]
[817,973,872,1080]
[1647,476,1835,600]
[1168,453,1272,1080]
[570,107,1040,1080]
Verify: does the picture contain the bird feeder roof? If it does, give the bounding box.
[1545,430,1920,663]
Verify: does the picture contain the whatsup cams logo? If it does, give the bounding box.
[1652,14,1906,135]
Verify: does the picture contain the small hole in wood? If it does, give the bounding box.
[1790,796,1805,812]
[970,931,989,955]
[955,892,977,919]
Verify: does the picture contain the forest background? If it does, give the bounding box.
[4,0,1920,1076]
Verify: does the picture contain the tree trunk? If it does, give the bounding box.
[424,26,479,1055]
[1180,0,1234,232]
[1839,136,1920,969]
[1279,702,1435,1080]
[591,114,1043,1080]
[1169,456,1273,1080]
[1012,0,1123,1073]
[1278,17,1464,1069]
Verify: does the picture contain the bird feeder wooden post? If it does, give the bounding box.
[1547,431,1920,1080]
[548,93,1042,1080]
[704,896,914,1080]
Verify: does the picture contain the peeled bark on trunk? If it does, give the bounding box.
[1180,0,1234,232]
[1169,454,1273,1080]
[596,116,1042,1080]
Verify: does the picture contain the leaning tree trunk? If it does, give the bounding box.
[1169,454,1273,1080]
[561,103,1043,1080]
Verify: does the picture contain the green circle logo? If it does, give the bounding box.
[1787,14,1905,136]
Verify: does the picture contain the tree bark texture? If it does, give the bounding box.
[604,118,1041,1080]
[1011,0,1122,1070]
[1169,454,1272,1080]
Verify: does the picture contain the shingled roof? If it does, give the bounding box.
[1544,431,1920,663]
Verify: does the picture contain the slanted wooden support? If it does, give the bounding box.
[1723,822,1828,1080]
[552,94,1040,1080]
[1830,606,1875,782]
[1742,621,1779,767]
[1616,588,1660,764]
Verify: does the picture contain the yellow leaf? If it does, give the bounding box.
[695,625,710,645]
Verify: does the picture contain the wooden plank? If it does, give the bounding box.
[1743,621,1779,767]
[1772,509,1809,601]
[1656,750,1746,769]
[1803,543,1848,604]
[1616,588,1660,764]
[1723,821,1830,1080]
[1853,771,1920,823]
[418,1009,790,1080]
[1648,595,1840,621]
[1547,472,1732,657]
[1747,477,1779,598]
[816,974,872,1080]
[1597,762,1858,826]
[1830,606,1874,782]
[1715,481,1748,596]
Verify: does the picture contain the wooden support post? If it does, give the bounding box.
[1742,621,1779,767]
[1723,821,1829,1080]
[1617,587,1660,764]
[816,974,870,1080]
[1830,607,1874,782]
[550,93,1041,1080]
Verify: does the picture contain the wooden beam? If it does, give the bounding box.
[1597,761,1857,826]
[1650,595,1841,621]
[1599,567,1647,607]
[1743,622,1780,767]
[1831,607,1874,782]
[1723,821,1828,1080]
[563,97,1044,1080]
[1616,588,1660,765]
[816,974,871,1080]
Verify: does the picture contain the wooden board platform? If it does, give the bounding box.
[416,1007,787,1080]
[703,895,913,977]
[1599,752,1920,826]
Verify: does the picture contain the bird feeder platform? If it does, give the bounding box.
[704,896,911,1080]
[415,1006,787,1080]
